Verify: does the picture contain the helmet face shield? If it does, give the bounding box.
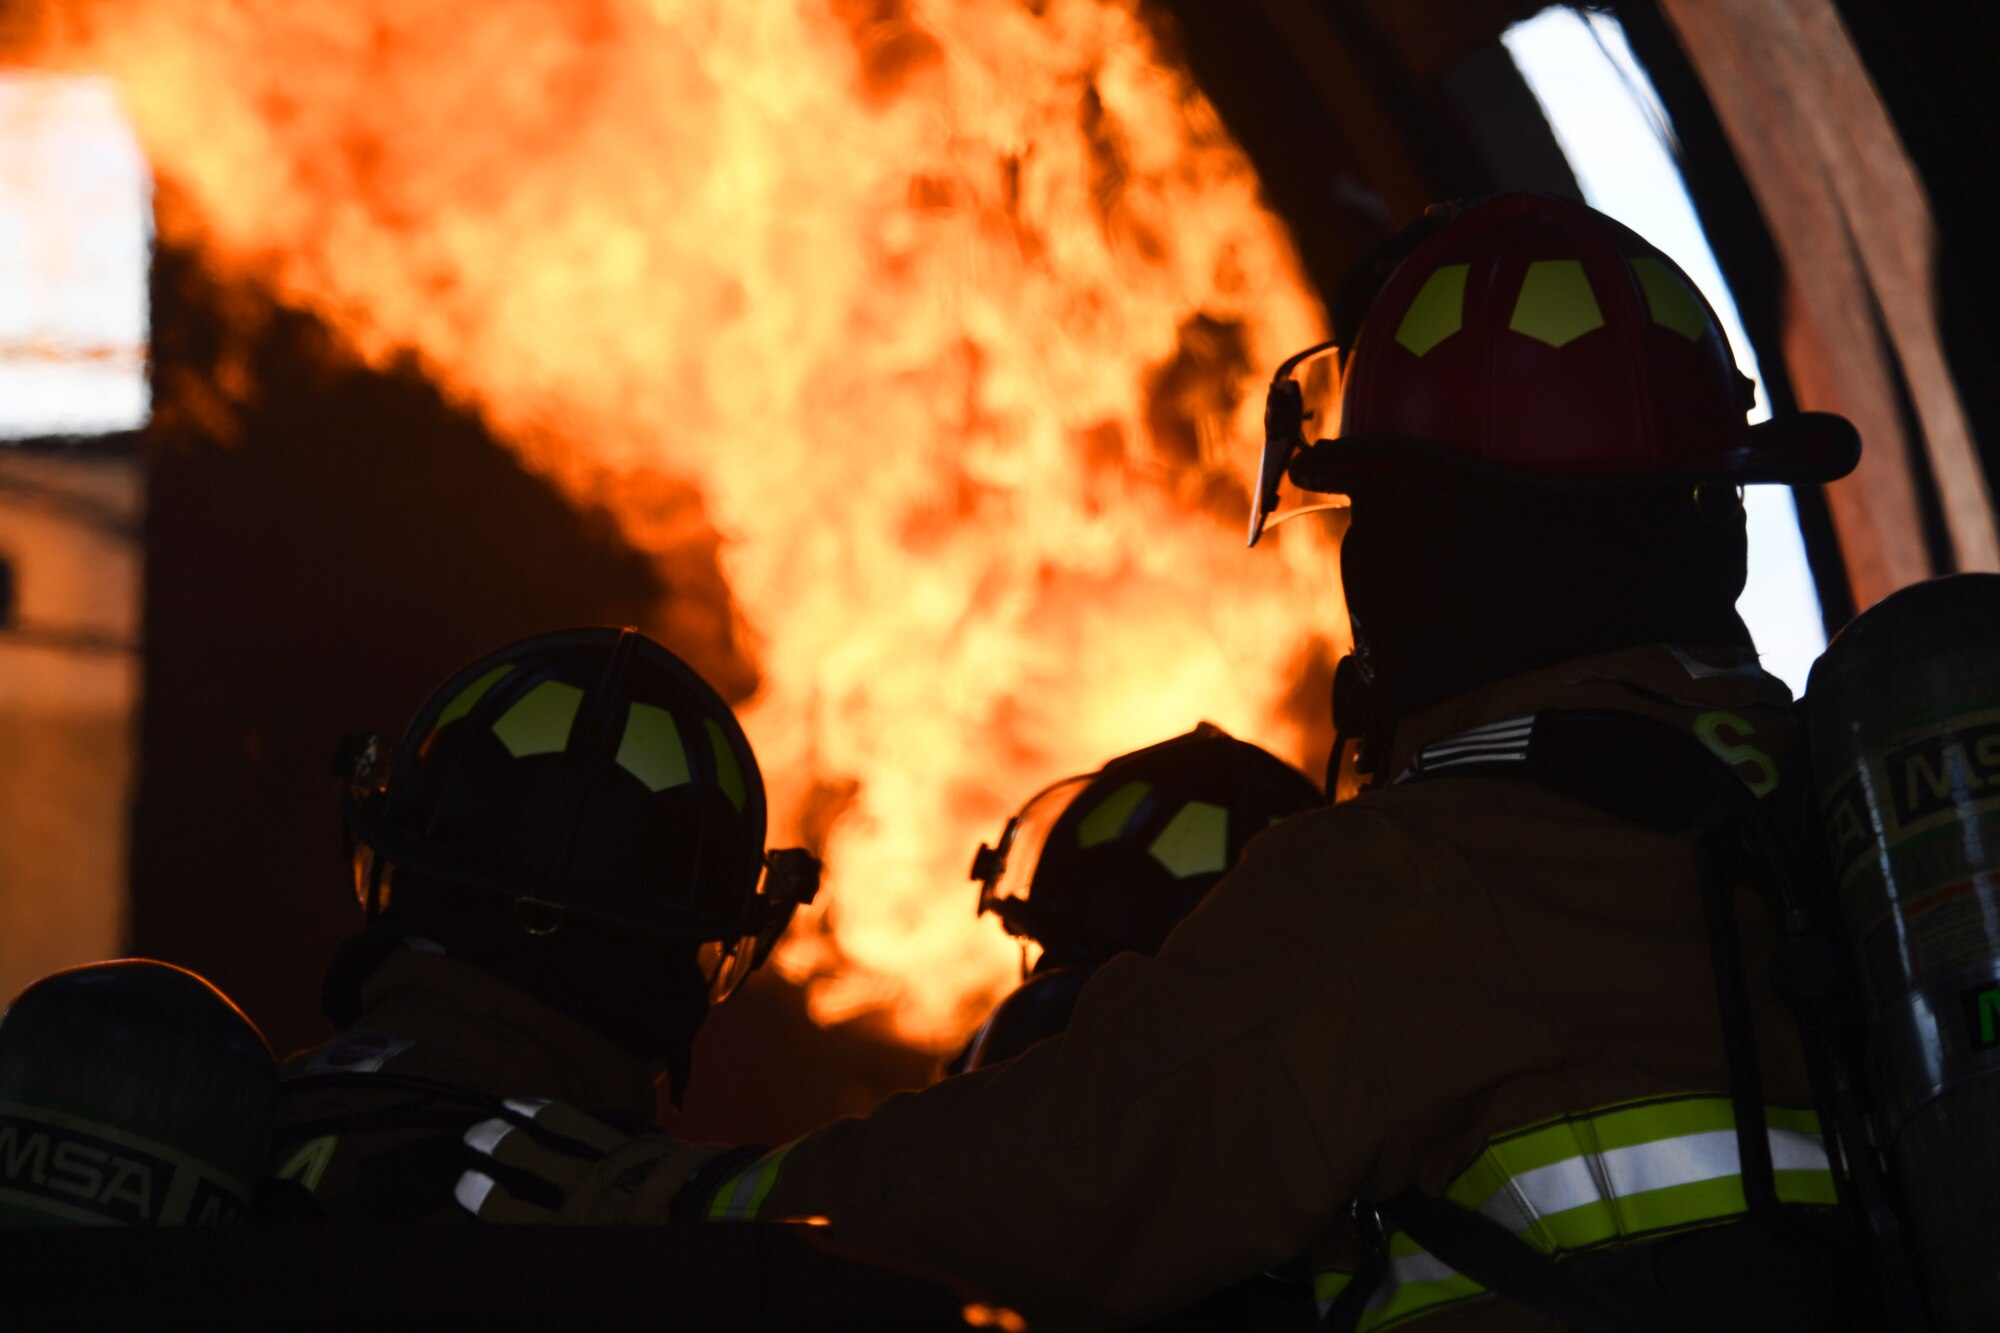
[696,935,761,1003]
[697,847,821,1002]
[975,776,1091,927]
[1295,343,1345,450]
[1249,340,1349,547]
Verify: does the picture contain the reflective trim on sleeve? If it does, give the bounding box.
[1321,1094,1836,1330]
[1314,1269,1356,1308]
[274,1135,339,1193]
[706,1141,798,1221]
[1362,1247,1486,1331]
[1315,1267,1366,1324]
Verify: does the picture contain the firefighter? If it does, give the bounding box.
[270,627,817,1221]
[953,723,1321,1072]
[456,195,1868,1330]
[0,959,276,1226]
[962,724,1328,1327]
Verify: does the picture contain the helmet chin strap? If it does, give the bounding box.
[1327,652,1380,795]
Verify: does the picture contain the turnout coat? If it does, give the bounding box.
[702,643,1831,1329]
[272,949,657,1222]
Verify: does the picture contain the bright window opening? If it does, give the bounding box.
[1505,7,1828,694]
[0,73,151,440]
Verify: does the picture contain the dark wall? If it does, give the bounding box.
[1151,0,1562,301]
[1833,0,2000,521]
[133,236,935,1141]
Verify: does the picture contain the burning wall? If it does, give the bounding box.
[16,0,1341,1046]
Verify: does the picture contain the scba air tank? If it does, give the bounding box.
[1808,573,2000,1331]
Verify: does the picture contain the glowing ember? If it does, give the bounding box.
[18,0,1341,1045]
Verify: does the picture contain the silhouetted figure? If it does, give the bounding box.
[272,628,815,1221]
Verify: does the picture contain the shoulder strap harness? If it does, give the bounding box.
[1325,708,1918,1332]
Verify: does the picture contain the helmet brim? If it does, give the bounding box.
[1289,411,1861,496]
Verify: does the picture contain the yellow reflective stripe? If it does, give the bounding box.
[1456,1104,1831,1248]
[1328,1187,1842,1329]
[1362,1262,1485,1331]
[1353,1098,1835,1329]
[1449,1094,1813,1198]
[1314,1269,1355,1305]
[274,1135,338,1193]
[707,1142,797,1221]
[1765,1104,1822,1138]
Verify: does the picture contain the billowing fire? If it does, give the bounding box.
[16,0,1343,1045]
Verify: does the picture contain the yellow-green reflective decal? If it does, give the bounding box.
[1314,1270,1356,1305]
[1394,264,1469,356]
[707,1142,798,1221]
[705,718,748,812]
[1355,1096,1834,1330]
[1076,781,1151,849]
[1631,257,1709,341]
[492,681,585,758]
[1693,710,1779,798]
[1508,260,1605,348]
[1148,800,1229,878]
[617,703,692,794]
[274,1135,338,1193]
[422,664,512,748]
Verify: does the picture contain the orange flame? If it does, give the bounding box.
[20,0,1343,1046]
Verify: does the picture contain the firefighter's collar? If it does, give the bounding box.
[1384,642,1790,781]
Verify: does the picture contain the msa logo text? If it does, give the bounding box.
[1885,724,2000,827]
[0,1114,171,1225]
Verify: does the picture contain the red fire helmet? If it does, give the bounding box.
[1252,194,1858,538]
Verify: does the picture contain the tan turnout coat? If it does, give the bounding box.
[741,644,1816,1328]
[272,949,656,1222]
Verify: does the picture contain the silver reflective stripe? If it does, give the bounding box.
[1475,1127,1829,1229]
[707,1142,797,1221]
[712,1159,768,1220]
[1311,1251,1462,1323]
[1334,1118,1836,1329]
[1424,716,1534,750]
[1394,715,1538,783]
[1418,750,1530,773]
[1380,1248,1457,1293]
[720,1160,764,1208]
[1418,721,1533,759]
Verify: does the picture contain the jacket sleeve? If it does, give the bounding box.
[741,807,1417,1327]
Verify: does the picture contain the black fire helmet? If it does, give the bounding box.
[338,628,819,1009]
[971,723,1321,971]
